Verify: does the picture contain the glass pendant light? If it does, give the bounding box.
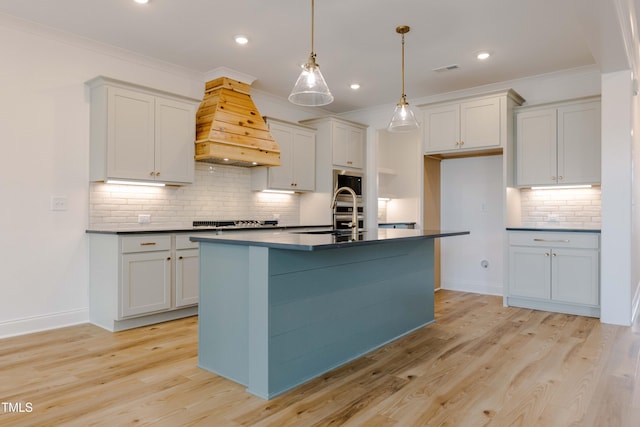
[288,0,334,107]
[388,25,419,132]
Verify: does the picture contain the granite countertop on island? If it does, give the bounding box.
[190,228,469,251]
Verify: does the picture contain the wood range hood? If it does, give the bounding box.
[195,77,280,167]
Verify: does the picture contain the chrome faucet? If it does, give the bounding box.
[330,186,359,237]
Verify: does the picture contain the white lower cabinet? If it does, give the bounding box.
[175,235,199,308]
[507,231,600,317]
[89,233,200,331]
[121,241,172,317]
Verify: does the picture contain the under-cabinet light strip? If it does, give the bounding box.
[105,180,165,187]
[530,185,592,190]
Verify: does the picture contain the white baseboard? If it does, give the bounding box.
[0,308,89,339]
[441,279,503,296]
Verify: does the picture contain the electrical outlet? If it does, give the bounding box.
[50,196,68,211]
[138,214,151,224]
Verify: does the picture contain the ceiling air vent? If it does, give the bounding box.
[432,64,460,72]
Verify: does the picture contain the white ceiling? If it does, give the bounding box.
[0,0,635,113]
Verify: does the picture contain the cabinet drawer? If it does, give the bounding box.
[176,234,205,250]
[121,235,171,253]
[509,232,599,249]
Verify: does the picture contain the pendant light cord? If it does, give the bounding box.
[401,31,405,99]
[311,0,315,57]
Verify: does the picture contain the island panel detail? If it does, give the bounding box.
[197,238,436,399]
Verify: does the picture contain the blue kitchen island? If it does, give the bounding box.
[190,228,469,399]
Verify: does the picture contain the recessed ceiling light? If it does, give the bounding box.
[350,83,361,90]
[234,35,249,45]
[477,52,491,60]
[134,0,149,4]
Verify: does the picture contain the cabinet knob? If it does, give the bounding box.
[156,172,160,176]
[455,141,460,147]
[347,161,353,165]
[460,141,464,146]
[551,176,556,180]
[166,256,171,261]
[558,176,564,181]
[149,172,155,176]
[552,252,557,257]
[545,252,550,257]
[178,256,184,260]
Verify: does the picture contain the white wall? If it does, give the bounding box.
[600,70,634,325]
[377,130,421,225]
[440,156,505,295]
[0,16,318,338]
[633,74,640,323]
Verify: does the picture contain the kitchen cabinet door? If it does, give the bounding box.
[508,245,551,299]
[155,97,196,184]
[121,250,172,318]
[175,248,199,307]
[516,108,557,186]
[460,96,501,149]
[253,119,316,191]
[423,103,460,152]
[291,127,316,190]
[266,121,295,189]
[551,248,599,306]
[333,121,364,169]
[557,101,601,185]
[106,87,156,181]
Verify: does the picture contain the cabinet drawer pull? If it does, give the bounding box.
[140,242,157,246]
[533,238,570,243]
[178,256,184,260]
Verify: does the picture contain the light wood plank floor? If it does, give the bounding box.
[1,290,639,426]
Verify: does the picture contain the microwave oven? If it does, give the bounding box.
[333,170,363,201]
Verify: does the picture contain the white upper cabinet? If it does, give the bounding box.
[252,118,316,192]
[332,121,365,169]
[423,91,523,155]
[516,97,601,187]
[87,77,199,185]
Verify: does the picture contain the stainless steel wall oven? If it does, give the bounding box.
[332,170,364,229]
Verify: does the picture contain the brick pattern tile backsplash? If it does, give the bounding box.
[520,187,601,229]
[90,163,300,229]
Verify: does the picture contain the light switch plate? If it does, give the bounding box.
[50,196,68,211]
[138,214,151,224]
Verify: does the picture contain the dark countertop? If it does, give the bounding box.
[507,227,601,233]
[190,228,470,251]
[85,224,332,235]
